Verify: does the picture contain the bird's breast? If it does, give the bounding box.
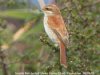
[44,16,58,43]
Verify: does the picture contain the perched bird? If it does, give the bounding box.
[42,4,69,68]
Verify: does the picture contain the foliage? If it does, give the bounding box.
[0,0,27,9]
[60,0,100,74]
[0,10,33,20]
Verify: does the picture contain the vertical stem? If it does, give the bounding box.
[0,47,8,75]
[1,60,8,75]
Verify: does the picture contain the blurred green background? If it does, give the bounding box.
[0,0,99,75]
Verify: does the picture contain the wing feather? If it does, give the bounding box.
[48,15,69,47]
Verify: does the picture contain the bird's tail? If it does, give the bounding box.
[60,42,67,68]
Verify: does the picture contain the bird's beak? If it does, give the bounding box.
[42,7,45,11]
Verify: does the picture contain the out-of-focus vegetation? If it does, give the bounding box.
[0,10,34,20]
[0,0,99,75]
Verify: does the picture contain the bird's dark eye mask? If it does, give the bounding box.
[45,7,49,10]
[45,7,52,11]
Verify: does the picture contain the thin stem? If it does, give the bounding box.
[0,47,8,75]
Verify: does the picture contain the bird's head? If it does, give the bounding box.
[42,4,61,16]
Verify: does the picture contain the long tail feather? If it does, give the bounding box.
[60,42,67,68]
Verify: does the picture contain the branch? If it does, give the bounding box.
[38,0,46,8]
[1,19,37,50]
[39,33,59,52]
[13,20,35,41]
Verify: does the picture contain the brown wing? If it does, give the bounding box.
[48,15,69,46]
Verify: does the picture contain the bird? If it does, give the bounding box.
[42,4,69,68]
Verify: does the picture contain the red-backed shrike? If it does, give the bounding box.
[42,4,69,68]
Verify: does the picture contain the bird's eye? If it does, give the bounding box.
[45,7,49,10]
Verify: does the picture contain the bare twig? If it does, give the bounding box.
[1,18,39,51]
[38,0,46,8]
[13,20,35,41]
